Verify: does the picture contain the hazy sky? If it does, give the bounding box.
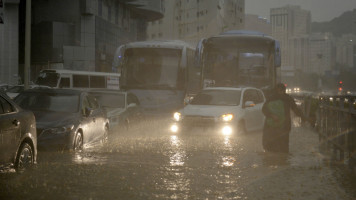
[246,0,356,22]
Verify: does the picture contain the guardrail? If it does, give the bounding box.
[317,95,356,171]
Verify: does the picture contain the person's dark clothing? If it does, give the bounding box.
[262,92,305,153]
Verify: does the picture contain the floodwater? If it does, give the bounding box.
[0,119,355,200]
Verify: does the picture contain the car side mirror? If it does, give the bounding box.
[84,107,93,117]
[244,101,255,108]
[184,96,194,105]
[128,103,136,108]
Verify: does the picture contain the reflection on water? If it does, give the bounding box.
[220,136,236,167]
[169,135,185,167]
[222,156,235,167]
[159,135,190,199]
[72,152,109,164]
[260,152,290,167]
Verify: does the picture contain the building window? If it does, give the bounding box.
[158,33,163,38]
[115,2,119,24]
[108,6,112,21]
[98,0,103,17]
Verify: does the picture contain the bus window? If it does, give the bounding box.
[73,75,89,88]
[90,76,106,88]
[59,77,70,88]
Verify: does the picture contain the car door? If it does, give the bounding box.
[242,89,260,131]
[87,94,106,142]
[0,95,21,164]
[253,89,266,130]
[80,95,96,145]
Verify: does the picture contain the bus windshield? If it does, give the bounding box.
[203,37,274,88]
[123,48,184,89]
[36,72,60,87]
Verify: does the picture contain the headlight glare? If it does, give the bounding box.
[221,114,234,122]
[173,112,182,121]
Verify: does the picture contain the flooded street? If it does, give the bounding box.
[0,120,355,200]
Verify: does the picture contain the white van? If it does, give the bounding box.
[36,69,120,90]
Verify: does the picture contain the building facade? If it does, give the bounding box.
[309,33,335,75]
[244,14,271,36]
[147,0,245,46]
[0,0,20,85]
[21,0,164,81]
[335,34,356,70]
[270,5,311,68]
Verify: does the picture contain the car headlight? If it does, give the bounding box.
[173,112,182,121]
[42,125,74,135]
[221,114,234,122]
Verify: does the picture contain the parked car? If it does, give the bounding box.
[6,84,50,99]
[88,89,142,133]
[171,87,265,135]
[6,85,24,99]
[0,92,37,172]
[14,89,109,151]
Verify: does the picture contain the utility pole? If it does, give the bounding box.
[24,0,31,89]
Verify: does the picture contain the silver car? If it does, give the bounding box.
[0,92,37,172]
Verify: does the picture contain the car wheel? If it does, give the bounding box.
[101,125,109,144]
[237,120,246,134]
[73,132,83,151]
[14,142,34,172]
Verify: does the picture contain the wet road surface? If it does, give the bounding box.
[0,119,355,200]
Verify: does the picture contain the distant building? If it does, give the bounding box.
[147,0,245,46]
[0,0,20,85]
[244,14,271,36]
[270,5,311,68]
[309,33,335,75]
[288,36,310,73]
[335,34,356,70]
[19,0,164,81]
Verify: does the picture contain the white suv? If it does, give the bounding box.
[171,87,265,135]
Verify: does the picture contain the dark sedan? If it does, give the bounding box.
[14,89,109,151]
[0,92,37,172]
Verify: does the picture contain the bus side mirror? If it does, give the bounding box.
[194,38,206,68]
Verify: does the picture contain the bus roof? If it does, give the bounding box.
[123,40,195,50]
[40,69,120,76]
[210,30,275,42]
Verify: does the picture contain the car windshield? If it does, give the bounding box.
[15,92,79,113]
[190,90,241,106]
[123,48,183,89]
[91,93,125,108]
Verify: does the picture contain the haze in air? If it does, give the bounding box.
[246,0,356,22]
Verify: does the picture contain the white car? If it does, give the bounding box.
[171,87,265,135]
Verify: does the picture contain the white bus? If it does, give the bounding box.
[112,40,199,116]
[195,30,281,95]
[35,69,120,90]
